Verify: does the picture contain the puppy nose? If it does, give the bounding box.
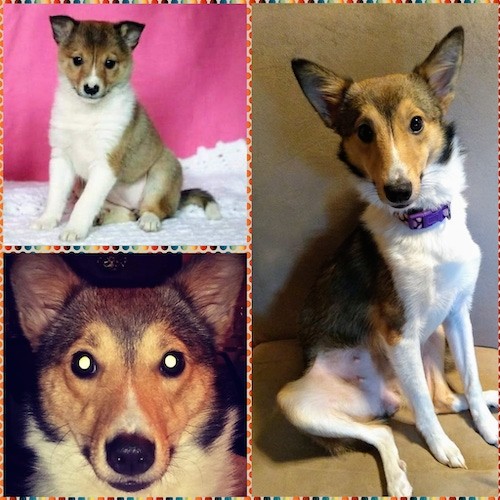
[106,434,155,476]
[83,84,100,96]
[384,181,412,205]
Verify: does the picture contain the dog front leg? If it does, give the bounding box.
[32,150,75,230]
[60,162,117,241]
[443,301,498,446]
[388,335,467,468]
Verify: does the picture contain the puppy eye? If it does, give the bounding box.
[72,56,84,67]
[105,59,117,70]
[410,116,424,134]
[357,123,374,143]
[71,351,98,379]
[160,351,185,378]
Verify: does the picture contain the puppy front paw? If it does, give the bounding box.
[429,435,466,468]
[60,226,89,242]
[476,413,498,446]
[32,215,60,230]
[139,212,161,232]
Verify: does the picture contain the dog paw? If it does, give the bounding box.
[60,227,88,242]
[139,212,161,232]
[476,413,498,446]
[386,461,412,496]
[482,390,499,410]
[429,435,467,468]
[32,215,59,230]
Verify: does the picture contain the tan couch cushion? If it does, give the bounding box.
[252,339,498,496]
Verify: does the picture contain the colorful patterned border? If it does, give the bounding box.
[3,245,247,253]
[245,1,253,496]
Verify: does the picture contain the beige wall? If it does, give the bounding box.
[253,5,498,347]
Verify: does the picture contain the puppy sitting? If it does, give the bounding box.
[33,16,220,241]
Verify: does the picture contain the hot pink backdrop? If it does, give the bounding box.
[4,4,247,181]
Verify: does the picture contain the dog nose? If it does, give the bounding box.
[83,84,100,96]
[383,182,413,205]
[106,434,155,476]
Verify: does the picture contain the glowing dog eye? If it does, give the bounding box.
[105,59,117,69]
[357,124,374,143]
[73,56,84,67]
[410,116,424,134]
[71,351,98,379]
[160,351,185,377]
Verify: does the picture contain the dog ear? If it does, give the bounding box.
[292,59,352,131]
[115,21,145,50]
[413,26,464,112]
[10,255,82,350]
[50,15,79,45]
[174,254,245,348]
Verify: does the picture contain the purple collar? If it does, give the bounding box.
[395,203,451,230]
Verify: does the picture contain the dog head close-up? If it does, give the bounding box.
[10,253,245,495]
[292,27,464,211]
[50,15,144,101]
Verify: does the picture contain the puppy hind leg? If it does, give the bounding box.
[139,149,182,232]
[278,368,412,496]
[95,201,138,226]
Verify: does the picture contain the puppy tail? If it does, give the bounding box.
[180,188,221,220]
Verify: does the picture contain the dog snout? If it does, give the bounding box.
[83,83,100,97]
[383,181,413,206]
[106,434,155,476]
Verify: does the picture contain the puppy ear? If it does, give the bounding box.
[10,255,82,350]
[115,21,145,50]
[292,58,352,131]
[50,15,78,45]
[174,254,245,348]
[413,26,464,112]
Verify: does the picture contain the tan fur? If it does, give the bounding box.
[58,22,133,95]
[370,304,401,347]
[341,78,446,204]
[36,317,217,488]
[41,323,214,481]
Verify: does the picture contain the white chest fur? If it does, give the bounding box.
[363,198,481,340]
[49,77,136,180]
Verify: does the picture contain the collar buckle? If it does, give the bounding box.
[397,204,451,230]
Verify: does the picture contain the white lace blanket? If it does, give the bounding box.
[4,140,247,247]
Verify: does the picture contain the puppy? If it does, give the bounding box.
[33,16,220,241]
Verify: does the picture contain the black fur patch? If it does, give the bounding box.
[337,144,366,179]
[437,122,456,164]
[299,225,405,365]
[196,392,228,450]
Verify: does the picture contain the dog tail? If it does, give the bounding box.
[180,188,221,220]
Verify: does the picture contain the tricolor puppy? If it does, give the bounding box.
[11,254,245,495]
[33,16,220,242]
[278,27,497,496]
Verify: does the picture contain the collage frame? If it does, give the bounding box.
[0,1,498,499]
